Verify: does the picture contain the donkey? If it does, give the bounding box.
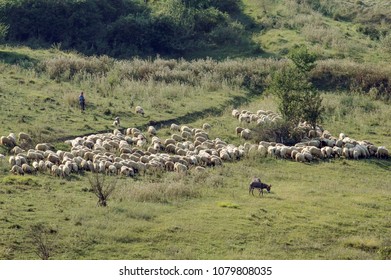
[249,181,272,197]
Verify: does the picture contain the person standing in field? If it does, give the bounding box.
[79,91,86,111]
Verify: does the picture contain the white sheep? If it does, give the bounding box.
[181,130,192,139]
[35,143,51,151]
[135,106,145,116]
[170,123,180,131]
[240,129,252,140]
[10,165,24,175]
[10,146,25,155]
[171,134,183,142]
[202,123,211,130]
[0,136,16,148]
[295,152,306,163]
[376,146,389,159]
[18,132,32,143]
[308,146,323,159]
[147,126,157,135]
[120,166,134,176]
[113,117,120,127]
[232,109,240,118]
[22,163,35,174]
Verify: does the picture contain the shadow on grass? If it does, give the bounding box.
[364,158,391,171]
[0,51,38,67]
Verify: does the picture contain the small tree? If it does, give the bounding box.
[269,65,310,125]
[29,223,57,260]
[88,173,117,207]
[270,45,323,130]
[288,45,317,73]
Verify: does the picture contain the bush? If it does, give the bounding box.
[251,119,302,145]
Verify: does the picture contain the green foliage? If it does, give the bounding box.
[269,65,307,124]
[0,0,245,58]
[269,46,323,129]
[288,45,317,73]
[0,23,8,42]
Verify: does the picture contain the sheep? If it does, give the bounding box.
[120,166,134,177]
[8,133,17,144]
[22,163,35,174]
[10,146,25,155]
[16,155,27,165]
[342,147,351,159]
[291,149,299,159]
[376,146,389,159]
[174,162,188,173]
[35,143,51,151]
[295,152,306,163]
[257,145,267,157]
[147,125,157,135]
[240,129,252,140]
[194,166,206,172]
[38,160,47,173]
[195,131,209,140]
[60,164,71,177]
[47,153,61,164]
[181,130,192,139]
[107,165,117,175]
[333,146,342,158]
[10,165,24,175]
[27,150,44,161]
[171,134,183,142]
[321,147,333,158]
[135,106,145,116]
[232,109,240,118]
[308,146,323,159]
[18,132,32,144]
[238,113,250,123]
[211,156,223,166]
[202,123,211,130]
[165,161,175,171]
[164,138,176,146]
[51,165,62,177]
[235,127,244,135]
[0,136,15,148]
[170,123,180,131]
[164,143,176,154]
[113,117,120,127]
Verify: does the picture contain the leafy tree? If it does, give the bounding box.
[270,46,323,130]
[288,45,317,73]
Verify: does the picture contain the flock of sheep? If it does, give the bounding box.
[0,107,389,178]
[232,108,389,162]
[0,123,246,177]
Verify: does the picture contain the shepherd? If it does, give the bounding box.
[79,91,86,111]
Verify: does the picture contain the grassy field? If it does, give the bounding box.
[0,0,391,259]
[0,46,390,260]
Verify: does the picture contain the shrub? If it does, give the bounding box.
[28,223,58,260]
[88,174,117,207]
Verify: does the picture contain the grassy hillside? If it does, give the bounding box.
[0,1,391,260]
[240,0,391,62]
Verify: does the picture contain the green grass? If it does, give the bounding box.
[1,158,390,260]
[1,0,391,259]
[240,0,391,62]
[1,87,390,260]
